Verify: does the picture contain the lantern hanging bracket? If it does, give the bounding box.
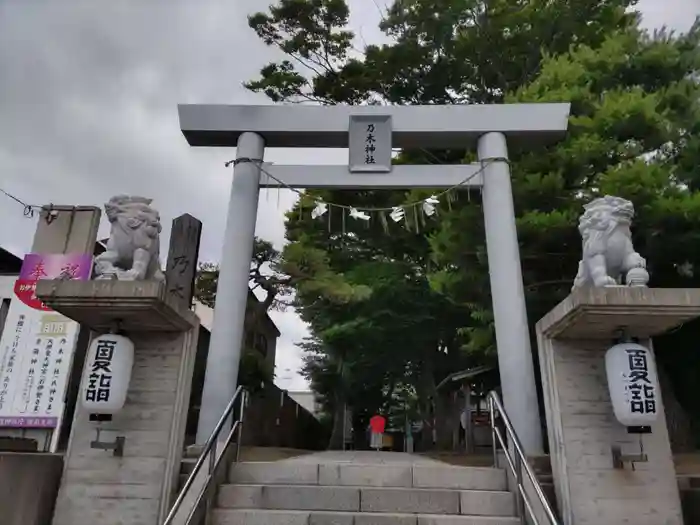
[109,318,124,335]
[613,326,635,344]
[611,435,648,470]
[612,326,644,345]
[90,427,125,457]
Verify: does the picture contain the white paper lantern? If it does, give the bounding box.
[605,342,660,427]
[81,334,134,414]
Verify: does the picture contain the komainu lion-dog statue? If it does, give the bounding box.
[572,195,649,290]
[94,195,165,281]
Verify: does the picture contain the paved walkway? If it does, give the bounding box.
[283,450,444,465]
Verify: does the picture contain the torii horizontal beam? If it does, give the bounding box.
[259,164,484,189]
[178,103,571,149]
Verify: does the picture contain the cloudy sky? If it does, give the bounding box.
[0,0,697,391]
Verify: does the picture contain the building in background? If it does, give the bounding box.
[185,293,282,444]
[287,391,321,420]
[0,247,22,337]
[192,292,279,376]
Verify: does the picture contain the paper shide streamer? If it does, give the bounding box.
[234,157,493,235]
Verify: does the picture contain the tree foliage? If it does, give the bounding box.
[195,237,294,312]
[244,0,700,448]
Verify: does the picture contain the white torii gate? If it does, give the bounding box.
[178,103,571,454]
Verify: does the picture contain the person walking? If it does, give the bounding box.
[369,414,386,451]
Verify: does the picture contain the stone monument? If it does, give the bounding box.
[37,196,200,525]
[571,195,649,289]
[94,195,166,281]
[536,195,697,525]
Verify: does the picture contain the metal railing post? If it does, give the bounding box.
[209,441,217,474]
[236,390,246,462]
[163,386,247,525]
[486,391,560,525]
[515,451,525,523]
[489,396,497,468]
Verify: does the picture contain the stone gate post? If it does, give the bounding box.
[37,279,199,525]
[536,288,698,525]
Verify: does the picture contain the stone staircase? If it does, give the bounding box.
[210,452,520,525]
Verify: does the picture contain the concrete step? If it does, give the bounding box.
[181,457,198,475]
[228,462,507,491]
[212,509,520,525]
[217,485,514,516]
[178,472,188,491]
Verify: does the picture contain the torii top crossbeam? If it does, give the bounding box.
[178,103,571,149]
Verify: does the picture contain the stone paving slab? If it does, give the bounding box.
[229,454,507,491]
[218,485,513,516]
[282,452,445,465]
[212,509,520,525]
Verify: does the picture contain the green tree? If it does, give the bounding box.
[245,0,700,449]
[513,25,700,448]
[432,23,700,352]
[246,0,638,106]
[294,253,464,449]
[194,235,371,394]
[430,23,700,446]
[194,237,293,312]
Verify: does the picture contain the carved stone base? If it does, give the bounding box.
[539,287,700,340]
[36,280,197,333]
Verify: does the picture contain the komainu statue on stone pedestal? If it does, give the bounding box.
[572,195,649,290]
[94,195,165,282]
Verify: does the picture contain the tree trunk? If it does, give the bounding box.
[328,398,346,450]
[327,357,346,450]
[418,398,434,451]
[434,392,456,450]
[418,356,437,451]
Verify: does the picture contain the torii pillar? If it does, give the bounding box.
[178,103,571,454]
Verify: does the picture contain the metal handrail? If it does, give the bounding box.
[163,386,248,525]
[487,391,559,525]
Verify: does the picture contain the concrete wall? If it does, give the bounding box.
[0,452,64,525]
[52,327,198,525]
[242,384,327,450]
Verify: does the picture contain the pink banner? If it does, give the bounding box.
[14,253,93,311]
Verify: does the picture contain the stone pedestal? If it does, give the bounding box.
[536,288,700,525]
[36,280,199,525]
